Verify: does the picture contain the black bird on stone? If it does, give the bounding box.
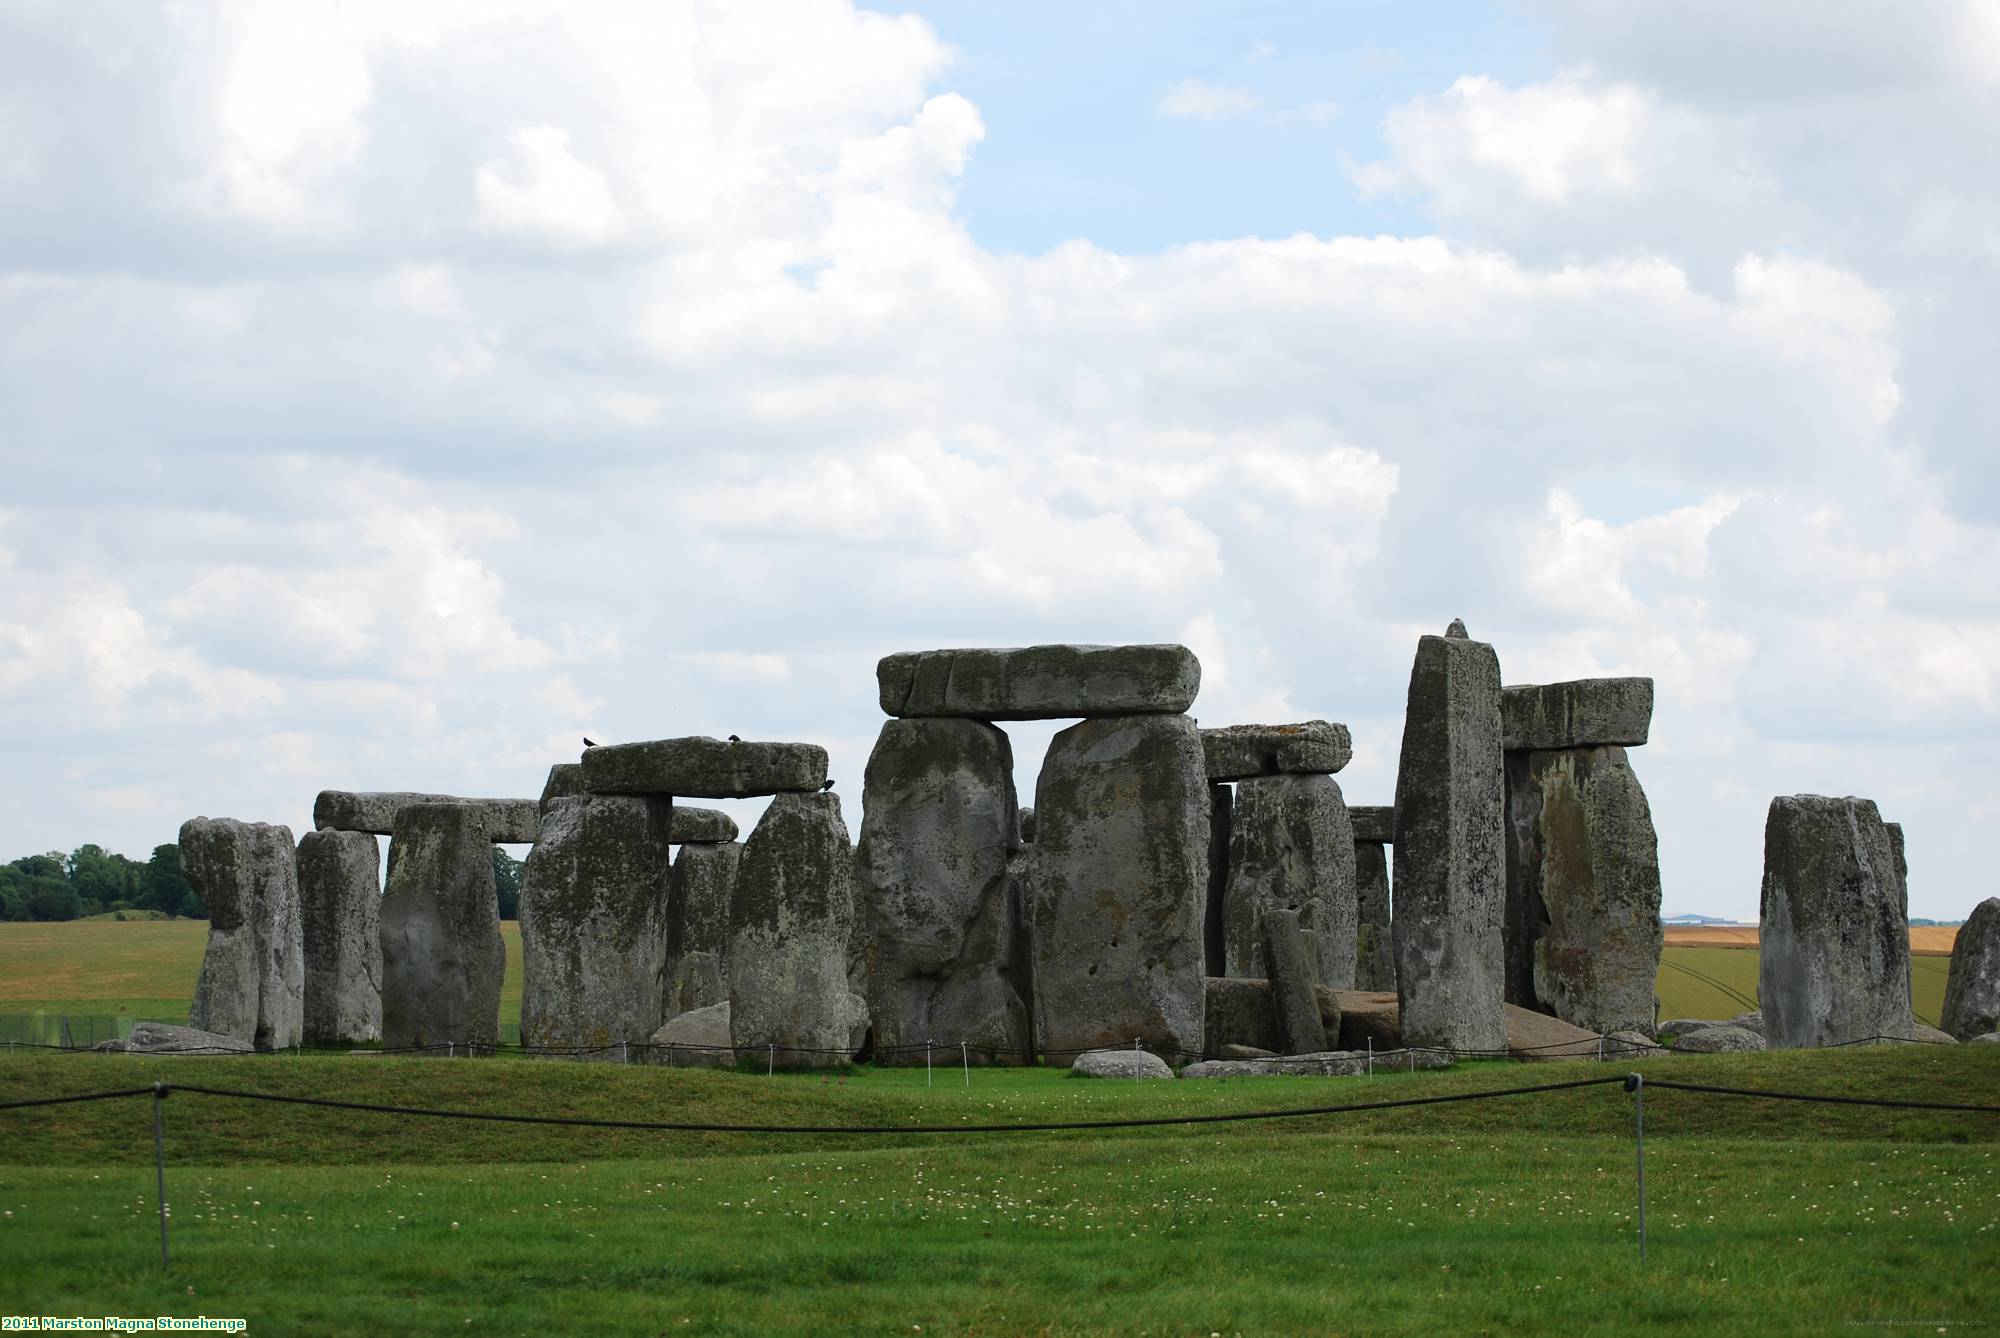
[728,734,741,743]
[821,779,836,791]
[583,737,598,748]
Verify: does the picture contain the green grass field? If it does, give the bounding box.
[1,1046,1994,1334]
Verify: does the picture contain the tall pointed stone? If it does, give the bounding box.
[855,718,1030,1064]
[1941,897,2000,1041]
[1758,794,1914,1047]
[1353,839,1396,992]
[1222,774,1357,988]
[380,803,505,1053]
[1391,623,1507,1053]
[519,794,674,1056]
[183,817,304,1052]
[296,828,381,1045]
[1032,714,1208,1059]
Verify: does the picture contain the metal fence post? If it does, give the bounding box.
[767,1043,775,1076]
[1366,1036,1372,1077]
[152,1082,171,1270]
[961,1041,969,1088]
[1626,1072,1647,1261]
[927,1039,934,1088]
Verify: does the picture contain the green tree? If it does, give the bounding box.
[140,844,203,918]
[492,846,523,921]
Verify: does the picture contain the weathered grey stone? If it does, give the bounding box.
[379,803,506,1053]
[1606,1030,1663,1055]
[1911,1022,1958,1045]
[1968,1031,2000,1044]
[519,794,674,1056]
[538,764,585,818]
[1223,774,1358,988]
[1204,783,1232,976]
[878,644,1200,720]
[182,817,304,1052]
[296,829,382,1046]
[1942,897,2000,1041]
[1501,679,1654,752]
[649,1000,735,1067]
[1201,721,1352,781]
[1349,806,1395,844]
[1759,795,1914,1048]
[1727,1010,1764,1034]
[1503,745,1664,1036]
[728,792,868,1067]
[1260,909,1330,1053]
[583,737,828,798]
[666,840,740,1013]
[314,791,540,844]
[1204,976,1281,1055]
[670,807,740,844]
[1656,1018,1719,1040]
[1018,806,1036,842]
[1032,714,1208,1059]
[1392,629,1507,1053]
[95,1021,254,1055]
[1181,1050,1380,1079]
[1071,1048,1175,1079]
[855,718,1029,1065]
[1354,840,1397,992]
[1217,1044,1279,1060]
[1674,1024,1765,1053]
[665,951,727,1019]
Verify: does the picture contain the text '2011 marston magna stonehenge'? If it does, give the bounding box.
[182,817,305,1052]
[878,644,1199,720]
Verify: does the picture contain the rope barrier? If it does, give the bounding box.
[1638,1077,2000,1114]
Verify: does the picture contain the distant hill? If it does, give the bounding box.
[1662,913,1746,925]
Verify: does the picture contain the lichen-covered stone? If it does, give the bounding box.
[1675,1024,1765,1053]
[583,736,828,798]
[649,1000,735,1067]
[538,764,585,819]
[855,718,1029,1064]
[314,791,540,844]
[1260,908,1329,1053]
[665,950,727,1019]
[669,807,740,844]
[519,794,674,1056]
[1071,1049,1175,1079]
[379,803,506,1053]
[182,817,304,1052]
[1503,745,1663,1036]
[1182,1050,1378,1078]
[296,828,381,1046]
[1349,806,1395,844]
[1942,897,2000,1041]
[96,1021,254,1055]
[1758,795,1914,1048]
[1353,840,1397,992]
[728,792,867,1067]
[1501,678,1653,751]
[1018,806,1036,842]
[1223,774,1357,987]
[1032,714,1208,1059]
[878,644,1200,720]
[666,840,740,1014]
[1201,721,1352,781]
[1392,629,1507,1053]
[1204,783,1232,976]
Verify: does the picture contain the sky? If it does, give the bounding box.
[1,1,1995,921]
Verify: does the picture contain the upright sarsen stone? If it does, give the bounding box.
[855,718,1029,1063]
[1032,714,1208,1058]
[183,817,304,1052]
[538,764,585,818]
[666,840,741,1016]
[1758,795,1914,1048]
[519,794,674,1055]
[1503,746,1663,1036]
[1353,839,1396,992]
[1392,625,1507,1053]
[728,792,867,1067]
[1942,897,2000,1041]
[296,829,382,1046]
[380,803,506,1053]
[1222,774,1357,988]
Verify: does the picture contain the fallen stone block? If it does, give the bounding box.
[1911,1022,1957,1045]
[878,644,1200,720]
[1656,1018,1719,1040]
[1501,678,1653,752]
[315,791,540,844]
[1201,722,1352,781]
[1942,897,2000,1041]
[296,828,382,1046]
[584,737,828,798]
[1071,1049,1175,1079]
[1181,1050,1376,1079]
[649,1000,736,1068]
[95,1022,254,1055]
[183,817,304,1052]
[1674,1024,1765,1053]
[670,806,740,844]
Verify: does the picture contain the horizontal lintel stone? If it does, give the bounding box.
[669,806,739,844]
[1349,805,1395,844]
[582,737,828,799]
[878,644,1199,720]
[1201,721,1351,780]
[1501,678,1653,751]
[313,791,539,844]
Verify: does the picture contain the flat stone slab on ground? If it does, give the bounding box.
[1349,806,1395,844]
[1070,1049,1175,1079]
[95,1022,253,1055]
[1501,678,1654,751]
[649,1001,736,1068]
[878,644,1199,720]
[315,791,540,844]
[1201,722,1352,780]
[1180,1049,1448,1079]
[583,737,828,798]
[669,806,740,844]
[1674,1024,1765,1053]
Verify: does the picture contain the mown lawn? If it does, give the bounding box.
[1,1047,1995,1335]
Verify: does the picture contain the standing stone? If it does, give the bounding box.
[296,829,382,1046]
[1018,807,1036,842]
[728,792,868,1067]
[1353,838,1397,992]
[519,794,674,1056]
[1223,774,1357,988]
[1032,714,1208,1059]
[379,803,506,1053]
[1758,795,1914,1048]
[1204,784,1233,976]
[1392,625,1507,1053]
[182,818,305,1052]
[665,840,741,1017]
[1503,746,1663,1036]
[855,718,1030,1064]
[538,763,585,818]
[879,644,1200,720]
[1942,897,2000,1041]
[1260,909,1329,1053]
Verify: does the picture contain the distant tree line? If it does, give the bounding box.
[0,843,527,923]
[0,844,203,921]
